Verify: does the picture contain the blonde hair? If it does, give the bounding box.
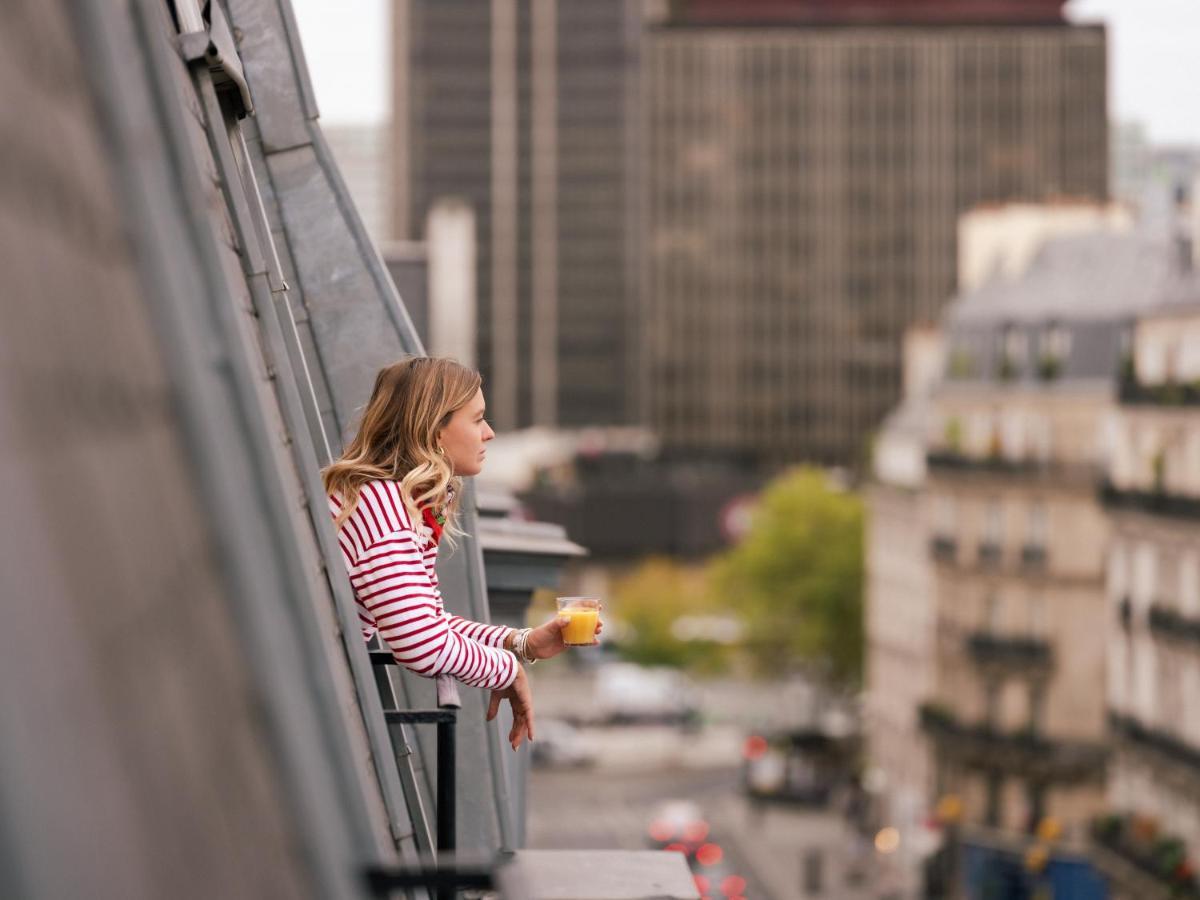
[323,356,481,536]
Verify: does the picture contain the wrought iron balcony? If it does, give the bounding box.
[977,541,1003,567]
[930,535,958,562]
[1100,482,1200,521]
[1091,812,1200,898]
[1109,711,1200,773]
[1118,374,1200,407]
[919,704,1108,783]
[1148,604,1200,645]
[1020,543,1047,570]
[966,631,1053,671]
[927,451,1043,474]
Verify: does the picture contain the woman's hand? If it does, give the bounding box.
[487,665,535,750]
[525,612,604,661]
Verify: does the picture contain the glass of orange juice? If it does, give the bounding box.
[556,596,601,646]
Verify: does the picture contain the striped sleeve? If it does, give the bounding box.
[350,528,518,691]
[446,614,512,649]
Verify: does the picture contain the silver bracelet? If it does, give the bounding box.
[513,627,537,665]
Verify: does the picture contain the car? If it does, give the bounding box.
[741,727,862,807]
[594,663,700,726]
[528,718,596,769]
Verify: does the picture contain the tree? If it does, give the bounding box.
[610,557,732,674]
[707,467,863,684]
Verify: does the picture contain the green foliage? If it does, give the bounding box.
[610,558,732,675]
[944,416,964,452]
[707,467,864,685]
[1037,354,1061,381]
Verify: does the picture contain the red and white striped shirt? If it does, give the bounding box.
[329,480,517,691]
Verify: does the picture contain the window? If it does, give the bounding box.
[1028,683,1046,733]
[1027,502,1047,548]
[985,592,1003,631]
[1028,592,1045,637]
[984,500,1003,545]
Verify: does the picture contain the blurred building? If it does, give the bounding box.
[642,0,1108,467]
[324,122,392,243]
[864,328,940,890]
[1097,244,1200,894]
[392,0,643,431]
[918,219,1176,839]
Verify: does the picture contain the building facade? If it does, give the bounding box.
[915,224,1174,845]
[865,328,941,892]
[393,0,642,431]
[642,2,1107,466]
[1097,298,1200,898]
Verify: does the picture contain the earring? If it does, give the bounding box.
[437,446,446,457]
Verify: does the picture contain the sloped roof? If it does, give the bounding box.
[949,227,1176,325]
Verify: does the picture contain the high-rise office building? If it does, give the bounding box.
[393,0,642,431]
[642,0,1108,466]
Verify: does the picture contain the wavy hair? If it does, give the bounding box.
[322,356,481,537]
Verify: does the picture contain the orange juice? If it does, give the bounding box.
[562,608,600,645]
[557,597,601,646]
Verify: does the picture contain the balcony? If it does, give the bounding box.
[966,632,1053,672]
[1019,543,1048,571]
[1091,812,1200,898]
[1118,375,1200,407]
[930,535,958,563]
[976,541,1003,568]
[927,450,1044,475]
[919,704,1108,783]
[1109,710,1200,774]
[926,451,1096,488]
[1100,482,1200,521]
[1147,604,1200,646]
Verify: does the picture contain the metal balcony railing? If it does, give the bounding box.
[1148,604,1200,645]
[1100,482,1200,520]
[1118,375,1200,407]
[1091,813,1200,898]
[1019,543,1047,570]
[977,541,1003,568]
[920,704,1107,783]
[966,632,1053,670]
[1110,710,1200,774]
[930,535,958,562]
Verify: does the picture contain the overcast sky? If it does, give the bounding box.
[291,0,1200,145]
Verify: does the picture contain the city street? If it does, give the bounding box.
[527,724,890,900]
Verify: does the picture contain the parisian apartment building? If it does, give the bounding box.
[868,186,1200,894]
[1097,290,1200,898]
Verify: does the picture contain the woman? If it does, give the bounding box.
[323,357,594,750]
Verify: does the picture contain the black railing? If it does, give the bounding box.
[1099,482,1200,521]
[927,451,1043,474]
[363,860,496,897]
[977,542,1003,567]
[1020,544,1047,570]
[930,535,958,562]
[967,632,1053,669]
[369,654,468,899]
[1148,605,1200,645]
[1118,375,1200,407]
[1110,710,1200,773]
[1092,813,1200,897]
[919,703,1107,783]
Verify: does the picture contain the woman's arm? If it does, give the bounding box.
[350,530,517,690]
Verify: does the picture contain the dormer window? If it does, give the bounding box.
[996,325,1025,380]
[1037,322,1070,380]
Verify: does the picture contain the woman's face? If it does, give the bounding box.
[438,388,495,477]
